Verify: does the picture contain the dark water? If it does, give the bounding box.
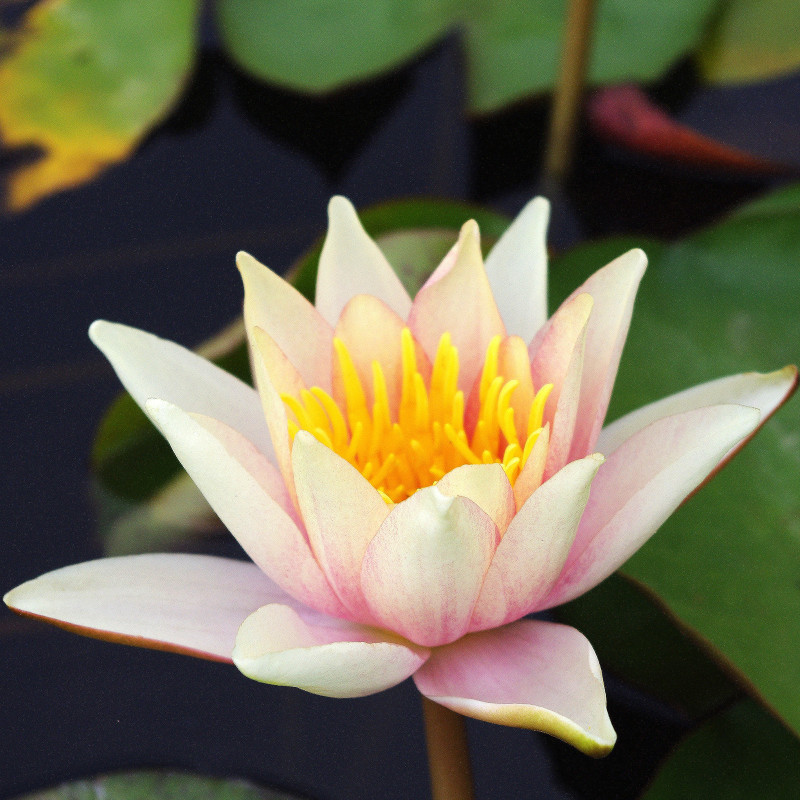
[2,37,799,800]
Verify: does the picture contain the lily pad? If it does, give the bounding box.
[0,0,199,210]
[641,700,800,799]
[13,770,307,800]
[216,0,722,113]
[550,182,800,738]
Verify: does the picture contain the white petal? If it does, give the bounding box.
[315,196,412,326]
[233,604,429,698]
[485,197,550,342]
[89,320,274,461]
[4,554,282,662]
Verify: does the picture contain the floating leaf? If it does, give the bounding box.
[641,700,800,799]
[216,0,722,113]
[551,183,800,737]
[698,0,800,86]
[0,0,200,211]
[14,770,307,800]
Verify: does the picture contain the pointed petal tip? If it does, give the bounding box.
[327,194,358,221]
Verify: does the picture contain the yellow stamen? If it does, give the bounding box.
[283,328,553,502]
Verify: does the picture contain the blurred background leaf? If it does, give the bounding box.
[0,0,199,210]
[14,770,307,800]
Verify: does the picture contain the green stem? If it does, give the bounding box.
[542,0,598,188]
[422,697,475,800]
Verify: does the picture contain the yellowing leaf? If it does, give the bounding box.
[0,0,200,211]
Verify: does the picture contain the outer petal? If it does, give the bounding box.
[470,454,603,631]
[597,366,799,456]
[529,293,593,478]
[546,404,761,608]
[89,320,273,460]
[316,196,412,326]
[414,620,616,757]
[436,463,515,536]
[4,554,282,662]
[566,248,648,459]
[233,604,429,698]
[292,431,390,621]
[237,251,333,390]
[361,487,496,647]
[408,220,506,393]
[145,399,346,618]
[484,196,550,343]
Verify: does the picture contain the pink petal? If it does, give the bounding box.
[232,604,429,698]
[470,454,603,631]
[597,366,799,456]
[566,248,648,459]
[436,463,515,536]
[414,619,616,757]
[315,196,412,326]
[292,431,390,621]
[333,294,430,416]
[408,220,506,393]
[529,293,593,478]
[498,335,536,436]
[145,399,347,618]
[361,487,496,647]
[484,197,550,343]
[4,554,283,663]
[546,404,761,608]
[89,320,273,461]
[237,251,333,390]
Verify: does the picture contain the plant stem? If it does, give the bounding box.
[422,697,475,800]
[542,0,598,188]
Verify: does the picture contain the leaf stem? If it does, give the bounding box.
[542,0,598,187]
[422,697,475,800]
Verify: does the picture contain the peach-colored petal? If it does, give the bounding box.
[498,335,535,435]
[408,220,506,393]
[316,196,412,326]
[470,454,603,631]
[512,422,550,509]
[414,620,616,757]
[333,294,430,415]
[436,463,515,537]
[232,604,429,698]
[237,251,333,389]
[566,248,648,459]
[292,431,390,621]
[529,294,593,479]
[145,400,346,618]
[4,554,284,663]
[546,404,761,608]
[485,197,550,343]
[361,487,496,647]
[597,366,799,456]
[89,320,273,461]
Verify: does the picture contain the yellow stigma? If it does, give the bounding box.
[282,329,552,503]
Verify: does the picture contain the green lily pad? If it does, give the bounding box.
[697,0,800,86]
[550,182,800,738]
[13,770,306,800]
[0,0,199,210]
[216,0,722,113]
[641,700,800,799]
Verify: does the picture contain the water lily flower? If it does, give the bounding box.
[5,197,796,758]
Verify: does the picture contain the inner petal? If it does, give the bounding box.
[281,329,552,503]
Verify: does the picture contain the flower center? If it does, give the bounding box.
[282,329,551,503]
